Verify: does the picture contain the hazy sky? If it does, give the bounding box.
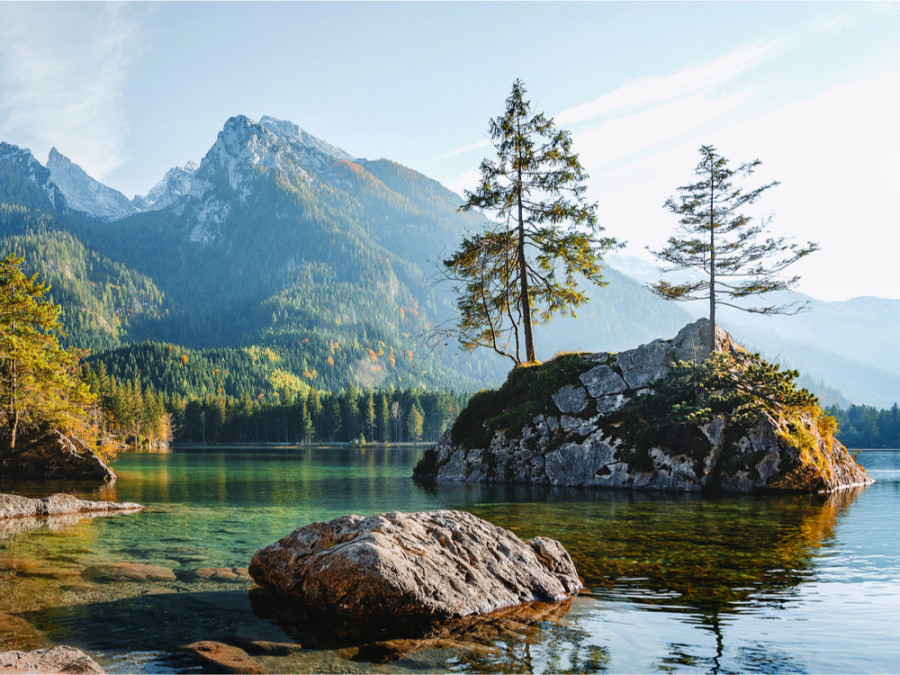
[0,2,898,301]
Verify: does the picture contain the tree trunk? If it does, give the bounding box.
[515,119,536,364]
[9,411,18,453]
[708,162,716,355]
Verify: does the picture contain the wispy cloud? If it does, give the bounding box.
[0,3,138,179]
[441,137,491,160]
[556,39,778,127]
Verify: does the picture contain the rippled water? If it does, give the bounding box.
[1,447,898,673]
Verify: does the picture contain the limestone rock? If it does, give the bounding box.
[415,319,873,495]
[551,386,588,414]
[249,510,581,625]
[0,494,142,521]
[579,365,627,398]
[0,646,104,673]
[0,430,116,482]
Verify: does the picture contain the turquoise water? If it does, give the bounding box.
[1,447,899,673]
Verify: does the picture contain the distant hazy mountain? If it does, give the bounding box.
[0,121,897,406]
[605,254,900,407]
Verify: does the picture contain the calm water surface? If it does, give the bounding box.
[1,447,898,673]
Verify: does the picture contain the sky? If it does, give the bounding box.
[0,2,898,301]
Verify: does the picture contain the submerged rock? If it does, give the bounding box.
[248,510,581,626]
[0,646,104,673]
[0,494,142,521]
[0,430,116,482]
[415,319,872,495]
[82,562,176,583]
[179,641,264,674]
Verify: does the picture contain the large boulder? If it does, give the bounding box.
[248,510,581,626]
[0,430,115,482]
[415,319,873,495]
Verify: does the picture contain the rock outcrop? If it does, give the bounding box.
[249,510,581,626]
[0,646,104,673]
[0,493,142,521]
[0,430,116,482]
[415,320,872,495]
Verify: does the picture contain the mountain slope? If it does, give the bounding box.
[1,122,896,406]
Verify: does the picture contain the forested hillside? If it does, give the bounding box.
[3,114,892,429]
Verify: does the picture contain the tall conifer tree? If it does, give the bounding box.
[650,145,819,353]
[447,79,621,365]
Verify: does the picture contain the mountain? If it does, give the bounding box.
[0,117,504,394]
[132,161,198,211]
[0,121,897,407]
[46,147,138,220]
[0,142,68,212]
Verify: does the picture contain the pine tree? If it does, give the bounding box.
[446,79,621,364]
[650,145,819,353]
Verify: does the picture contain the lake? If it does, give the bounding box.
[1,447,899,673]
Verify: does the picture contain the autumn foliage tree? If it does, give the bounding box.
[0,254,94,453]
[445,79,621,365]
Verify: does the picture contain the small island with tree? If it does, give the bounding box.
[417,81,870,496]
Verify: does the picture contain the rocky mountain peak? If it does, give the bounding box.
[46,148,136,221]
[0,142,67,211]
[132,160,199,212]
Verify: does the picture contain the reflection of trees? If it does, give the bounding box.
[444,486,862,615]
[437,485,863,674]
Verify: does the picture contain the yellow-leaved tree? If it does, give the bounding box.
[0,254,97,455]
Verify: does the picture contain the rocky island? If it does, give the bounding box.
[415,320,872,494]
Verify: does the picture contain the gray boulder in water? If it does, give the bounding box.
[248,510,581,624]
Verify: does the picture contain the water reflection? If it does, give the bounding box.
[432,484,865,674]
[0,447,889,673]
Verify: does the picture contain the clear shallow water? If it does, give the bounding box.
[1,447,898,673]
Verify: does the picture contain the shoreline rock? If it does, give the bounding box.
[0,646,104,673]
[0,494,143,521]
[416,320,873,495]
[249,510,581,627]
[0,430,116,482]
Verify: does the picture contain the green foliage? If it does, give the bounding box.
[615,349,822,451]
[829,402,900,449]
[446,79,621,364]
[0,226,165,352]
[450,352,594,448]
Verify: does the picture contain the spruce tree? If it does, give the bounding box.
[650,145,819,353]
[446,79,621,365]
